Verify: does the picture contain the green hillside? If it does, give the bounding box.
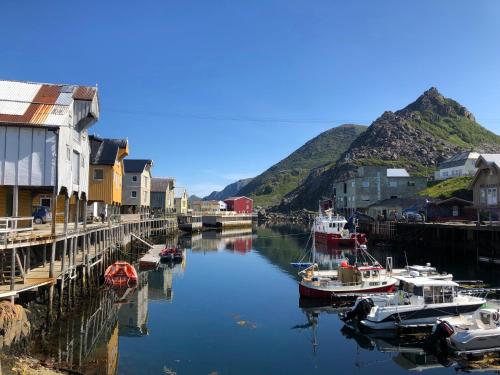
[238,124,367,207]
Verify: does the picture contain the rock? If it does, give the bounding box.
[0,301,30,350]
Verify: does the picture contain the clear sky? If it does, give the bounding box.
[2,1,500,196]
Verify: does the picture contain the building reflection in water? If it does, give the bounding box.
[118,272,149,337]
[32,288,122,375]
[148,261,185,302]
[183,228,255,253]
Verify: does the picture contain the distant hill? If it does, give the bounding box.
[279,87,500,211]
[188,195,203,202]
[203,178,253,201]
[237,124,367,207]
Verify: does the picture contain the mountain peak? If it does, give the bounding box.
[401,87,475,122]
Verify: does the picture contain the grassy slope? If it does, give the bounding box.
[418,176,473,199]
[239,124,366,207]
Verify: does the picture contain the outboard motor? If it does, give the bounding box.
[340,298,374,323]
[426,320,454,353]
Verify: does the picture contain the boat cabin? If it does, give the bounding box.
[396,276,458,305]
[314,210,348,234]
[337,264,385,285]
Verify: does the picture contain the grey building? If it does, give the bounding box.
[470,154,500,219]
[150,177,175,214]
[122,159,153,213]
[333,166,427,215]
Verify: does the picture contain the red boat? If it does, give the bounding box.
[104,261,138,287]
[314,210,366,248]
[159,247,183,262]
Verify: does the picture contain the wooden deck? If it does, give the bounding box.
[0,216,177,300]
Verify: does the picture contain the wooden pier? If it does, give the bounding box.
[0,213,177,319]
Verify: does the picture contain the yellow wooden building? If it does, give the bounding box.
[87,135,129,219]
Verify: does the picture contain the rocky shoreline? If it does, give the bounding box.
[257,209,314,225]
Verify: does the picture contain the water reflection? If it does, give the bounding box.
[30,225,500,374]
[182,228,255,253]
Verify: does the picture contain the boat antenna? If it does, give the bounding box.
[404,250,409,268]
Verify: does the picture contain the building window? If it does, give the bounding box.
[72,151,80,185]
[362,180,370,188]
[442,171,449,178]
[343,183,347,194]
[66,146,71,160]
[361,195,370,201]
[131,191,137,198]
[93,169,104,180]
[390,195,398,199]
[480,188,487,204]
[351,181,355,187]
[40,196,51,208]
[407,181,415,187]
[132,176,137,182]
[487,187,498,206]
[389,180,397,188]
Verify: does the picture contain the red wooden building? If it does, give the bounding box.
[224,196,253,214]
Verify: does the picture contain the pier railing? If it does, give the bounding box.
[0,217,34,243]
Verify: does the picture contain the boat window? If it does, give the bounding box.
[372,270,379,277]
[431,286,447,304]
[480,312,491,326]
[363,271,370,278]
[413,286,422,296]
[443,286,453,303]
[423,286,433,304]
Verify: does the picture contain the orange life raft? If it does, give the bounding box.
[104,261,138,287]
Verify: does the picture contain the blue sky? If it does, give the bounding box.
[2,1,500,196]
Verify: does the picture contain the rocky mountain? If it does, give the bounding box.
[279,87,500,211]
[237,124,367,207]
[188,195,203,202]
[204,178,253,201]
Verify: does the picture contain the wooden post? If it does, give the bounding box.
[60,193,70,315]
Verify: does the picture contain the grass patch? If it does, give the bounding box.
[418,176,473,199]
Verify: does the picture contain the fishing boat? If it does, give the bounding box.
[342,276,485,330]
[431,308,500,354]
[298,246,397,300]
[159,247,183,262]
[314,209,366,248]
[104,261,138,287]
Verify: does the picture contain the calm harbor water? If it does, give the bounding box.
[32,225,500,375]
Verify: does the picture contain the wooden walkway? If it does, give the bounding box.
[0,216,177,300]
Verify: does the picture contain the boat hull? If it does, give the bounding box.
[299,282,396,299]
[360,302,485,330]
[314,232,367,248]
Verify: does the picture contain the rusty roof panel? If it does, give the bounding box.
[73,86,96,100]
[0,80,98,126]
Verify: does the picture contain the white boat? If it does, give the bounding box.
[342,276,485,330]
[392,263,453,281]
[432,308,500,354]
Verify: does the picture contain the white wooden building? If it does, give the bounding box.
[0,80,99,221]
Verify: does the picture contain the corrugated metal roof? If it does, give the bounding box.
[0,79,98,126]
[481,154,500,169]
[386,168,409,177]
[438,151,480,169]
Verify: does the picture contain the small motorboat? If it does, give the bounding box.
[159,247,183,262]
[104,261,138,287]
[391,263,453,281]
[342,276,485,330]
[431,308,500,354]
